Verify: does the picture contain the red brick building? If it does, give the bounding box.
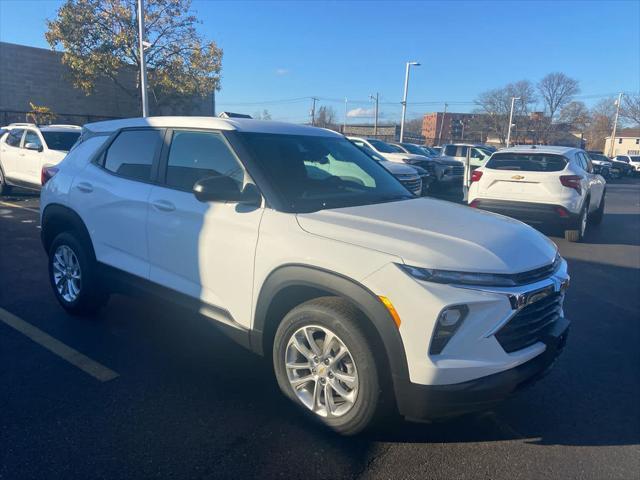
[422,112,477,145]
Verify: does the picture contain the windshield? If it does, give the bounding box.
[631,156,640,162]
[420,146,437,156]
[239,133,414,213]
[42,131,80,151]
[486,153,567,172]
[368,139,398,153]
[589,153,610,161]
[400,143,426,155]
[355,144,386,163]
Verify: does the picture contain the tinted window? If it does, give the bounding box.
[486,153,568,172]
[589,153,610,162]
[103,129,162,182]
[443,145,457,156]
[367,139,397,153]
[42,131,80,151]
[24,131,42,149]
[631,156,640,161]
[165,131,244,191]
[239,133,412,212]
[6,129,24,147]
[400,143,425,155]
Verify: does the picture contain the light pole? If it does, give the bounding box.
[609,92,623,158]
[370,92,379,137]
[343,98,347,133]
[506,96,520,148]
[137,0,149,117]
[400,61,420,142]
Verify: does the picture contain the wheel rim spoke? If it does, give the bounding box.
[333,371,357,388]
[51,245,82,302]
[303,327,322,356]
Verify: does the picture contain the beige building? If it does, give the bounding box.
[604,128,640,156]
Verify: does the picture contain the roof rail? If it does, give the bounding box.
[47,124,81,129]
[8,122,36,127]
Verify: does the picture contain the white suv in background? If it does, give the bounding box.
[468,146,606,242]
[40,117,570,435]
[614,154,640,174]
[0,123,81,194]
[442,144,493,169]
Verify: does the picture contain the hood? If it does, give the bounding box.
[297,198,557,274]
[379,160,418,175]
[435,156,464,166]
[380,152,426,163]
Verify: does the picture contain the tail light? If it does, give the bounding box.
[560,175,583,195]
[555,206,569,217]
[469,200,479,208]
[470,170,483,183]
[41,166,59,186]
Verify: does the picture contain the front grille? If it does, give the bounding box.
[398,176,422,194]
[496,292,563,353]
[510,261,559,285]
[450,165,464,176]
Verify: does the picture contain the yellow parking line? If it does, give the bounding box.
[0,201,39,214]
[0,306,119,382]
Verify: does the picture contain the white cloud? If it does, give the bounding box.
[275,68,290,76]
[347,107,374,118]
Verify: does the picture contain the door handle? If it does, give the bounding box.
[151,199,176,212]
[76,182,93,193]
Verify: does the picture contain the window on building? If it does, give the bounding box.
[619,138,623,144]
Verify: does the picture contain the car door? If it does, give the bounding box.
[147,129,264,329]
[0,128,25,180]
[21,129,45,185]
[69,128,164,279]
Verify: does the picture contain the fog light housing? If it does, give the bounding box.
[429,305,469,355]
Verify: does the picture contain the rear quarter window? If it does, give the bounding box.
[486,153,568,172]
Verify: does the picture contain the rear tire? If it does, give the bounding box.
[590,193,605,226]
[564,204,587,242]
[48,232,109,315]
[273,297,383,435]
[0,168,12,195]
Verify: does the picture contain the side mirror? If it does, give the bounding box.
[193,175,261,205]
[25,142,43,152]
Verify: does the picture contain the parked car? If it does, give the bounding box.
[468,145,606,242]
[430,146,442,155]
[0,123,81,194]
[586,152,613,179]
[346,137,427,165]
[614,154,640,174]
[348,142,423,195]
[378,140,464,187]
[41,117,570,435]
[442,143,494,169]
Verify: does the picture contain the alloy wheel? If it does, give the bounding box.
[285,325,359,418]
[52,245,82,302]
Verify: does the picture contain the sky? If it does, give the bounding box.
[1,0,639,123]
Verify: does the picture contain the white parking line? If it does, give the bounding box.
[0,201,40,214]
[0,306,119,382]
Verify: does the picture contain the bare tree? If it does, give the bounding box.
[537,73,580,121]
[585,98,617,151]
[253,109,272,120]
[559,101,590,131]
[316,105,337,129]
[620,94,640,126]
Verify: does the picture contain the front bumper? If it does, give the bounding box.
[470,199,579,228]
[395,316,570,421]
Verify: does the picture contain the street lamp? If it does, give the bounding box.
[506,96,520,148]
[400,61,420,142]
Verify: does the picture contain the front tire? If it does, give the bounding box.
[273,297,383,435]
[48,232,109,315]
[0,168,12,195]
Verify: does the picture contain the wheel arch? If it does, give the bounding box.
[41,203,95,259]
[251,264,410,390]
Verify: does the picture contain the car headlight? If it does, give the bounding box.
[398,253,561,287]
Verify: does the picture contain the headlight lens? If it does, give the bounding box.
[398,253,561,287]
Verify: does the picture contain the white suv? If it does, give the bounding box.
[468,146,606,242]
[41,117,570,435]
[0,123,81,194]
[614,154,640,174]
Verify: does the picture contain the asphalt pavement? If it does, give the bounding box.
[1,179,639,480]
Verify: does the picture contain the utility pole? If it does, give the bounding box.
[310,97,318,126]
[400,61,420,142]
[460,120,465,141]
[506,96,520,148]
[343,98,347,133]
[437,102,447,146]
[609,92,623,158]
[370,93,379,137]
[137,0,149,117]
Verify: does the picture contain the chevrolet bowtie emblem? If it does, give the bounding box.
[511,175,525,180]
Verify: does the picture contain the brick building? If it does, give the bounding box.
[0,42,213,126]
[422,112,478,145]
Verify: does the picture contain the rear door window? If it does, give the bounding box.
[486,153,568,172]
[101,129,163,182]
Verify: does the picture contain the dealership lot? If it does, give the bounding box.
[1,180,639,480]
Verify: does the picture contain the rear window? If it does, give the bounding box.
[486,153,568,172]
[42,131,80,151]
